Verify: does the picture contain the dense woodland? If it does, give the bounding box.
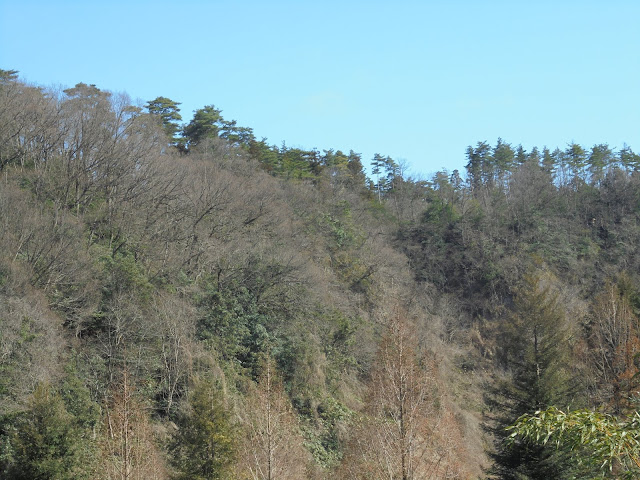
[1,69,640,479]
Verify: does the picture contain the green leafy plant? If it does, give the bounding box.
[508,406,640,479]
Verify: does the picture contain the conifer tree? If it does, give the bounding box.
[2,381,98,480]
[100,367,166,480]
[484,272,578,479]
[588,278,640,414]
[182,105,223,149]
[145,96,183,147]
[169,379,236,480]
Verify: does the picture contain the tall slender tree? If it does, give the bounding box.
[485,272,577,479]
[341,308,451,480]
[238,355,309,480]
[100,367,166,480]
[169,379,236,480]
[588,278,640,414]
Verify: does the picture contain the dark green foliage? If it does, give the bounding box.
[197,284,270,375]
[370,153,399,199]
[7,68,640,478]
[588,143,614,185]
[564,142,588,181]
[169,380,236,480]
[466,141,492,190]
[0,69,18,83]
[247,138,280,172]
[182,104,256,152]
[400,189,507,311]
[100,250,154,300]
[279,146,315,178]
[303,396,352,468]
[0,378,99,480]
[617,144,640,171]
[484,273,582,479]
[402,195,464,290]
[218,119,254,147]
[321,311,360,380]
[402,139,640,325]
[248,140,369,187]
[275,331,316,391]
[492,138,515,182]
[58,368,101,436]
[145,96,183,146]
[183,105,223,148]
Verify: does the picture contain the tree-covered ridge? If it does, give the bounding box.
[2,68,640,479]
[399,138,640,478]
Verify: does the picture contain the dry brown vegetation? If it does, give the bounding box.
[2,70,640,479]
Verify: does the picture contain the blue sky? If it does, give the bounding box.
[1,1,638,178]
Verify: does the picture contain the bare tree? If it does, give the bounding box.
[0,74,62,172]
[151,293,196,415]
[238,355,310,480]
[100,366,166,480]
[588,278,640,413]
[340,308,460,480]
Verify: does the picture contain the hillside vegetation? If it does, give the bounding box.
[1,69,640,479]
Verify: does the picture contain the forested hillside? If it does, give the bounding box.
[1,69,640,479]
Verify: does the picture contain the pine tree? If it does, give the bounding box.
[144,96,183,147]
[182,105,223,149]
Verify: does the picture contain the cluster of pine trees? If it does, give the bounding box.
[1,68,640,478]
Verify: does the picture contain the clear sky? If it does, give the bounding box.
[1,0,639,178]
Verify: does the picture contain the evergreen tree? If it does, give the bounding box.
[485,272,578,479]
[515,145,528,165]
[618,144,640,171]
[346,150,366,182]
[218,119,255,148]
[183,105,223,148]
[564,143,588,184]
[541,146,555,176]
[527,146,540,166]
[169,379,236,480]
[587,143,613,186]
[2,381,98,480]
[493,138,515,185]
[370,154,398,200]
[182,105,254,152]
[0,69,18,84]
[465,141,492,191]
[144,96,183,147]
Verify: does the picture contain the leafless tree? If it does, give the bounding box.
[100,366,166,480]
[588,279,640,412]
[340,307,461,479]
[238,356,310,480]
